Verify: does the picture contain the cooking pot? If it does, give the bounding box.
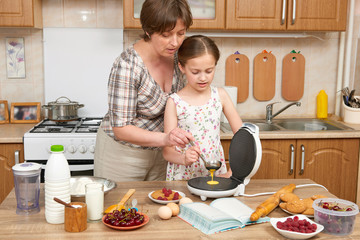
[42,96,84,121]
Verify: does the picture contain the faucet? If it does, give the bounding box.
[266,102,301,123]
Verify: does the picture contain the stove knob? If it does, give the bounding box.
[89,145,95,153]
[78,145,87,153]
[67,145,77,153]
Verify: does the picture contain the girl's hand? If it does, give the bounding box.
[166,127,194,148]
[183,146,201,166]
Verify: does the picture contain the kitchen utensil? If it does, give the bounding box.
[104,189,136,213]
[54,197,74,208]
[70,176,117,197]
[132,199,137,209]
[189,141,222,171]
[187,123,262,201]
[225,54,249,103]
[253,52,276,101]
[282,53,305,101]
[12,162,41,215]
[64,202,87,232]
[42,96,84,121]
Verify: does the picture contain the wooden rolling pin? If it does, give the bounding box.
[250,183,296,221]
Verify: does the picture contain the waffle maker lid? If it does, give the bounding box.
[187,123,260,191]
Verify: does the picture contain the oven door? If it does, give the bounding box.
[26,160,94,183]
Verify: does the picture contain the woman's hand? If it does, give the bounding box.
[165,127,194,148]
[183,146,201,166]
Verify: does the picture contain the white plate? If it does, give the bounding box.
[270,215,324,240]
[280,205,314,218]
[148,190,185,204]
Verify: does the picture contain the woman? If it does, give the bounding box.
[94,0,194,182]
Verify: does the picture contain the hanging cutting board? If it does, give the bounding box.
[225,54,249,103]
[253,52,276,101]
[282,53,305,101]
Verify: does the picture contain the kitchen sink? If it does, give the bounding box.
[221,119,353,132]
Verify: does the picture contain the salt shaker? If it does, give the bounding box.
[85,182,104,221]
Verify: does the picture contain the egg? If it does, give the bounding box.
[166,202,180,216]
[179,197,193,206]
[158,206,172,220]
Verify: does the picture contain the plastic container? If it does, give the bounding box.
[313,198,359,236]
[316,90,328,119]
[12,162,41,215]
[45,145,71,224]
[343,96,360,124]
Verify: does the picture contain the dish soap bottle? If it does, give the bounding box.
[44,145,71,224]
[317,90,328,119]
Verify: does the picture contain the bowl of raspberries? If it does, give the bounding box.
[270,215,324,239]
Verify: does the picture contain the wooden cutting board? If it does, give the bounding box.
[253,52,276,101]
[282,53,305,101]
[225,54,249,103]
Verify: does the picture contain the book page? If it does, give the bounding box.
[210,198,258,224]
[182,202,235,222]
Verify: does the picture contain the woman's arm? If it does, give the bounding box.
[218,88,243,133]
[162,98,199,165]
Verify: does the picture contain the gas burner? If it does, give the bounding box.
[30,126,74,133]
[76,126,99,133]
[81,118,102,126]
[41,119,80,127]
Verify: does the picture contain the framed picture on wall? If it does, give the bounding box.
[5,37,26,78]
[0,100,9,124]
[10,102,41,123]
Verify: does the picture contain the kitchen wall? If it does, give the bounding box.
[0,0,359,119]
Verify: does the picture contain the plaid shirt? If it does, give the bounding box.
[101,46,185,149]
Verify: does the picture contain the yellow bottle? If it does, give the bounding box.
[317,90,328,119]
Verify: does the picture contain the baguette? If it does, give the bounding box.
[250,183,296,221]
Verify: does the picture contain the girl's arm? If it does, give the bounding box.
[162,98,199,165]
[218,88,243,133]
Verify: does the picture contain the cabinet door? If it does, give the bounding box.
[253,139,296,179]
[295,139,359,202]
[0,143,24,204]
[0,0,42,28]
[226,0,286,31]
[287,0,347,31]
[123,0,225,29]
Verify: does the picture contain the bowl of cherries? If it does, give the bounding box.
[102,208,149,230]
[313,198,359,236]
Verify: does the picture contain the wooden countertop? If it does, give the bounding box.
[0,179,358,239]
[0,123,36,143]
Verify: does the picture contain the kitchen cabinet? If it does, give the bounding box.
[0,143,24,204]
[123,0,225,29]
[124,0,347,31]
[226,0,347,31]
[251,139,359,202]
[0,0,42,28]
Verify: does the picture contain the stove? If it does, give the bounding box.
[24,117,102,181]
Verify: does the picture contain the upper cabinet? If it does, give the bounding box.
[124,0,225,30]
[227,0,348,31]
[124,0,347,31]
[0,0,42,28]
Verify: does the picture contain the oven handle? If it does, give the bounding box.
[39,164,94,171]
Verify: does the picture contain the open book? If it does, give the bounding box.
[178,198,270,234]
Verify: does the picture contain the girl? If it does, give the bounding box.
[163,35,243,181]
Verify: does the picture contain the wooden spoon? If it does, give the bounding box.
[54,197,74,208]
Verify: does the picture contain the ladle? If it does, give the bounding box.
[189,141,222,171]
[54,197,74,208]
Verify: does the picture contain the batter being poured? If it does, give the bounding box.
[207,166,220,185]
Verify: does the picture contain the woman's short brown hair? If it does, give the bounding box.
[178,35,220,67]
[140,0,193,41]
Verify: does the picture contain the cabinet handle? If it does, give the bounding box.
[292,0,296,25]
[281,0,287,25]
[299,144,305,175]
[14,150,20,165]
[289,144,294,175]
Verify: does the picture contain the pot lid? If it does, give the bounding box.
[47,96,80,106]
[12,162,41,175]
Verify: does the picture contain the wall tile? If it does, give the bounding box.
[96,0,123,28]
[63,0,97,27]
[43,0,64,27]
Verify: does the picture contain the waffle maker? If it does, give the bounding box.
[187,123,262,201]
